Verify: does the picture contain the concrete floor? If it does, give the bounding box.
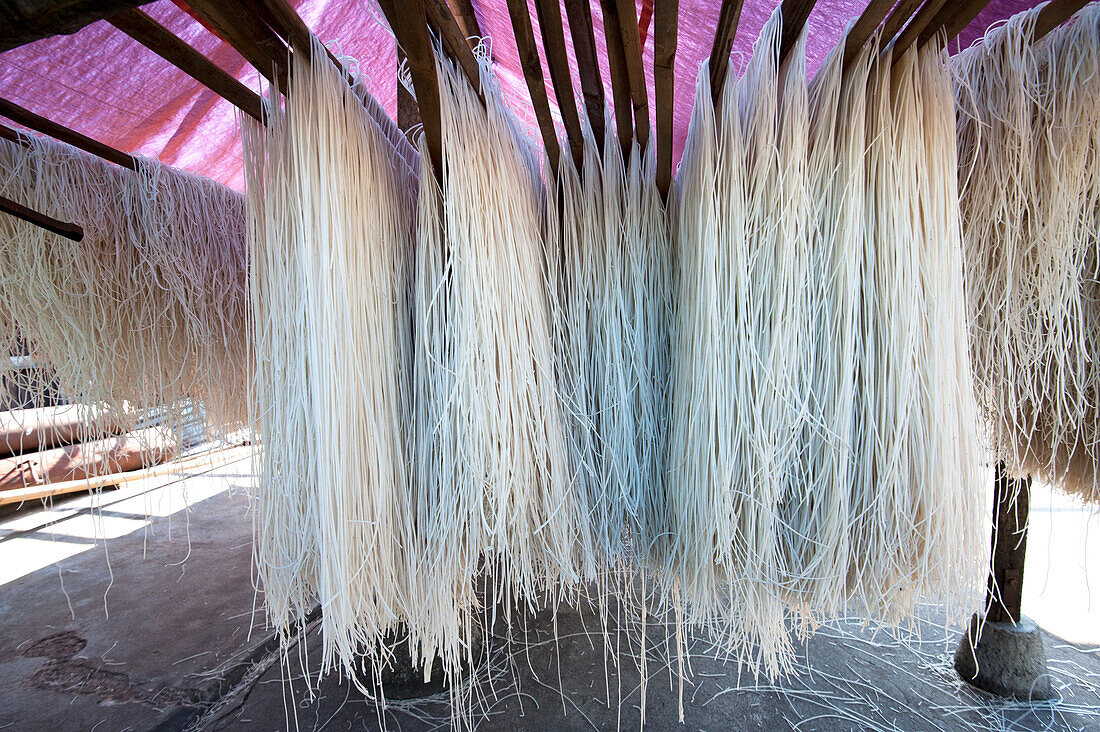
[0,453,1097,731]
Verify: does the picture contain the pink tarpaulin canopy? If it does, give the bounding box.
[0,0,1040,190]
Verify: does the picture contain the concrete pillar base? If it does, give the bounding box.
[954,613,1053,700]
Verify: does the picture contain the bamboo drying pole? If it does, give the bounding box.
[654,0,678,198]
[383,0,445,180]
[708,0,745,107]
[0,194,83,242]
[425,0,484,100]
[449,0,483,45]
[107,9,265,122]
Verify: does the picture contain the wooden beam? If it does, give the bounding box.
[107,9,265,122]
[396,48,422,138]
[843,0,894,68]
[425,0,485,101]
[708,0,745,107]
[1034,0,1091,42]
[880,0,923,45]
[0,194,83,242]
[449,0,483,44]
[654,0,678,199]
[506,0,561,173]
[613,0,649,149]
[0,98,137,170]
[0,123,29,146]
[534,0,585,170]
[895,0,951,52]
[563,0,606,150]
[599,0,633,153]
[0,0,145,53]
[778,0,818,65]
[933,0,995,45]
[186,0,288,88]
[386,0,444,182]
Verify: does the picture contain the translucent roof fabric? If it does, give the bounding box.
[0,0,1038,190]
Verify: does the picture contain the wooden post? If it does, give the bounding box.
[985,463,1030,624]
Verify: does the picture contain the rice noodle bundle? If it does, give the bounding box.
[410,49,581,671]
[668,11,985,674]
[242,39,416,684]
[955,3,1100,502]
[0,131,248,439]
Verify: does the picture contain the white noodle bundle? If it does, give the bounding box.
[410,49,580,669]
[956,3,1100,503]
[0,133,248,439]
[668,14,985,674]
[242,39,416,684]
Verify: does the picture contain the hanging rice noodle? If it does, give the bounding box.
[410,48,581,673]
[668,11,985,675]
[955,3,1100,503]
[242,38,416,687]
[0,132,248,441]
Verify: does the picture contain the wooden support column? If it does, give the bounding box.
[985,463,1030,624]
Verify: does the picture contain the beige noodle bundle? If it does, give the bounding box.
[0,132,248,440]
[242,38,416,687]
[410,48,582,674]
[956,3,1100,503]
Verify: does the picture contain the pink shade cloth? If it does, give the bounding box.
[0,0,1043,190]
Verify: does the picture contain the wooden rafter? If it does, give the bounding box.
[654,0,678,198]
[108,9,265,122]
[534,0,585,170]
[778,0,818,64]
[708,0,745,107]
[1034,0,1091,41]
[1,194,83,242]
[425,0,484,100]
[0,98,137,170]
[926,0,995,46]
[506,0,561,173]
[613,0,650,149]
[449,0,483,44]
[186,0,288,88]
[895,0,952,52]
[381,0,444,181]
[880,0,923,45]
[599,0,633,153]
[842,0,894,68]
[563,0,606,150]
